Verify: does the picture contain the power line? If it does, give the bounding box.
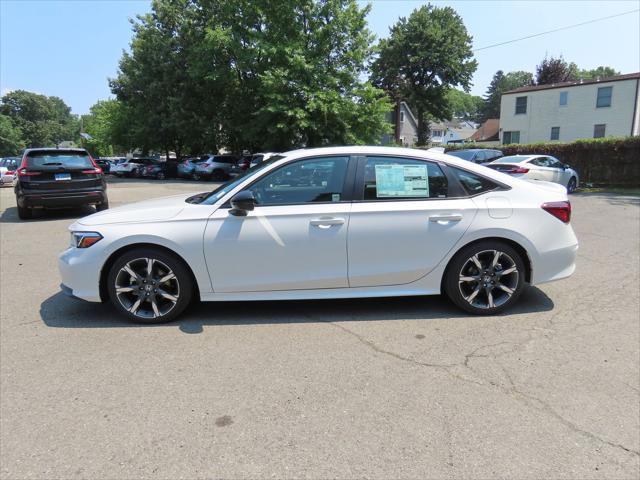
[474,9,639,52]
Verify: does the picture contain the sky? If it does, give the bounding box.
[1,0,639,115]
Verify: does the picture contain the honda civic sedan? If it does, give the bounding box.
[59,146,578,323]
[486,155,579,193]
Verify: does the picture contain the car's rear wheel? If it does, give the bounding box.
[444,241,526,315]
[17,203,32,220]
[212,169,225,181]
[156,172,165,180]
[192,172,201,181]
[107,248,193,323]
[567,177,577,194]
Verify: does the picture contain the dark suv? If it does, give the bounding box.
[15,148,109,219]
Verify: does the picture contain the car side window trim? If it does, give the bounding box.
[220,154,357,208]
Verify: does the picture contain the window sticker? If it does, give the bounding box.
[374,164,429,198]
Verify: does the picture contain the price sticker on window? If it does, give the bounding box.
[375,164,429,198]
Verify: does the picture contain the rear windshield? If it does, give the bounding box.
[26,151,93,169]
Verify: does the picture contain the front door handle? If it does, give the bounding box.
[429,214,463,223]
[310,217,345,228]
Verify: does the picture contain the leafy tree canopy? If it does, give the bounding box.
[0,114,25,156]
[0,90,78,148]
[111,0,392,155]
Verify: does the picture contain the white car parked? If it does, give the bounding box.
[486,155,579,193]
[59,146,578,323]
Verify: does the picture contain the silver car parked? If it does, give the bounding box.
[486,154,579,193]
[192,154,238,181]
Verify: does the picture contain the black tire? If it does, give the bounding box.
[212,169,225,181]
[107,247,193,324]
[567,177,577,194]
[444,240,526,315]
[156,172,165,180]
[192,172,201,181]
[17,203,32,220]
[96,199,109,212]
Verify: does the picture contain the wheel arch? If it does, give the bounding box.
[99,242,201,302]
[441,237,532,291]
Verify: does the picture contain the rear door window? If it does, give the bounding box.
[450,166,501,195]
[26,152,93,169]
[362,156,448,200]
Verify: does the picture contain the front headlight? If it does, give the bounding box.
[70,231,103,248]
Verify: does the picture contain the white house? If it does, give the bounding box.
[430,120,477,145]
[499,72,640,144]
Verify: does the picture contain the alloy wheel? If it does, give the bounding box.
[458,249,519,309]
[114,257,180,319]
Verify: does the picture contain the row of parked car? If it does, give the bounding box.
[105,153,278,181]
[445,148,579,193]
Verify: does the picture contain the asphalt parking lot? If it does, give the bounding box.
[0,178,638,479]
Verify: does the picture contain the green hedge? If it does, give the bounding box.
[445,137,640,187]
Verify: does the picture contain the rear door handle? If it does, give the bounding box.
[310,217,345,228]
[429,214,463,223]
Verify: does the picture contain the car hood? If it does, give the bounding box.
[76,193,192,226]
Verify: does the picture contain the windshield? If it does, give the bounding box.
[491,156,527,164]
[447,150,475,160]
[193,155,286,205]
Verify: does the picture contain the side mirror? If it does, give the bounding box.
[229,190,256,216]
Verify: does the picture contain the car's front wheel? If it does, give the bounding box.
[567,177,577,194]
[444,241,526,315]
[107,248,193,323]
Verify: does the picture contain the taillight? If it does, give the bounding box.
[6,170,14,175]
[81,168,102,174]
[510,166,529,174]
[17,167,41,177]
[542,201,571,223]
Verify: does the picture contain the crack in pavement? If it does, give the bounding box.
[321,318,640,460]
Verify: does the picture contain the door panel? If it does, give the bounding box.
[348,199,477,287]
[205,204,350,292]
[347,155,477,287]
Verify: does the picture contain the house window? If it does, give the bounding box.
[559,91,568,106]
[550,127,560,140]
[400,111,405,123]
[515,97,527,114]
[593,124,606,138]
[596,87,612,108]
[432,130,443,137]
[503,131,520,144]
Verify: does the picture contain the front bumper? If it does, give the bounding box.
[58,247,103,302]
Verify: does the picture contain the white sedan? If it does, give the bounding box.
[486,155,579,193]
[59,146,578,323]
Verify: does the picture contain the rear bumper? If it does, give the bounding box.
[18,190,108,209]
[531,242,579,285]
[1,175,14,184]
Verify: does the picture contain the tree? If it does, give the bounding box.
[578,66,620,81]
[81,99,134,156]
[371,4,477,144]
[0,90,78,148]
[445,89,483,122]
[535,55,578,85]
[0,114,24,156]
[478,70,533,121]
[111,0,391,154]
